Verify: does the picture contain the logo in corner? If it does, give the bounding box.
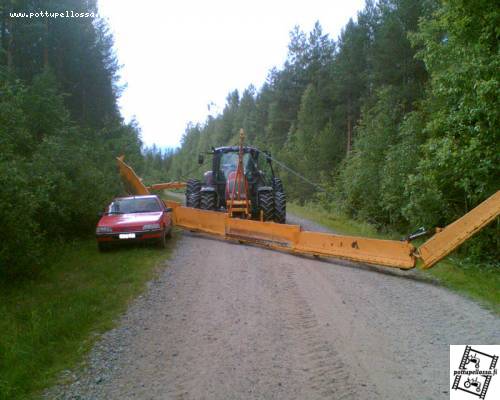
[451,345,499,399]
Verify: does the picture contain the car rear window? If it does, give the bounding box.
[108,198,162,214]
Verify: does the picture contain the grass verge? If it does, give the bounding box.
[288,203,499,313]
[0,238,172,399]
[163,190,185,202]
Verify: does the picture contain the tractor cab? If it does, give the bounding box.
[211,146,271,201]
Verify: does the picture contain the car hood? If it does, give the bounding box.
[98,212,163,230]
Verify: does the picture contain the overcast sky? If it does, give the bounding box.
[97,0,365,149]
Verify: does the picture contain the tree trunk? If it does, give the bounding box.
[1,5,5,64]
[346,98,352,154]
[6,21,13,68]
[2,4,13,69]
[43,17,49,68]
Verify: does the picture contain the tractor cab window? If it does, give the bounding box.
[219,152,255,180]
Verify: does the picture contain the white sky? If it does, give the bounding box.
[97,0,365,149]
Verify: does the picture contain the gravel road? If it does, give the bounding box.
[47,214,500,400]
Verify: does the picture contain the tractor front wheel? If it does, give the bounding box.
[274,191,286,223]
[258,191,274,221]
[186,179,201,208]
[200,191,217,211]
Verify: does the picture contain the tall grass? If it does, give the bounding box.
[0,238,171,399]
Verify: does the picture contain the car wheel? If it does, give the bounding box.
[98,242,110,252]
[158,229,168,248]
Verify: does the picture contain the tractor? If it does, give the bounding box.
[465,353,480,369]
[464,377,482,392]
[185,132,286,223]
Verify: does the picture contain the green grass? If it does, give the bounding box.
[0,238,172,399]
[288,202,499,313]
[163,190,185,202]
[288,203,392,239]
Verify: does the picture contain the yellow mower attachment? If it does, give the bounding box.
[117,155,499,271]
[166,201,416,269]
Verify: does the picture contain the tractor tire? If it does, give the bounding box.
[185,178,201,208]
[188,192,201,208]
[258,191,274,222]
[272,177,284,193]
[200,191,217,211]
[274,191,286,223]
[251,199,261,220]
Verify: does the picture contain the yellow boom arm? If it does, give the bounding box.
[418,190,500,269]
[116,156,186,194]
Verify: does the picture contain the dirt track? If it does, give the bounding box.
[49,215,500,400]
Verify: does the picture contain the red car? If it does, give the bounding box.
[96,195,173,251]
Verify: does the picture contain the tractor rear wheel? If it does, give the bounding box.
[200,191,217,211]
[274,191,286,223]
[272,177,284,193]
[258,191,274,221]
[186,179,201,208]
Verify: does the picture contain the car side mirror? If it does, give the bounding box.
[198,154,204,165]
[165,207,173,213]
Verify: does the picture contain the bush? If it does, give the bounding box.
[0,157,45,278]
[0,70,143,279]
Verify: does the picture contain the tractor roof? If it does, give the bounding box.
[213,146,260,154]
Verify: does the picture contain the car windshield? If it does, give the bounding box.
[108,198,162,214]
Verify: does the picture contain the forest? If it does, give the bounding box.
[0,0,145,278]
[0,0,498,280]
[159,0,499,265]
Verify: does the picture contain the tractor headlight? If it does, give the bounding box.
[143,223,161,231]
[96,226,112,234]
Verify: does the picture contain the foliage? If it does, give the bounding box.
[404,0,499,259]
[336,87,405,226]
[0,1,144,278]
[162,0,498,264]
